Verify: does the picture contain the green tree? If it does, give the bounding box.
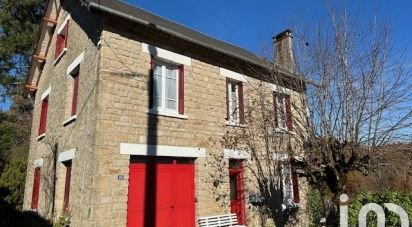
[0,95,33,209]
[0,0,45,98]
[0,0,45,211]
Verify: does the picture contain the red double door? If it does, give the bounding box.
[127,158,195,227]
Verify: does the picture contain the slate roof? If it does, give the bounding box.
[81,0,269,68]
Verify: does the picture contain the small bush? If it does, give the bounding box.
[307,185,324,226]
[348,190,412,226]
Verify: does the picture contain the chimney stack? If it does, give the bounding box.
[273,29,295,72]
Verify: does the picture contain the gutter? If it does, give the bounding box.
[85,1,306,84]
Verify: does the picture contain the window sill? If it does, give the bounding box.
[147,109,188,119]
[274,128,295,135]
[53,48,67,65]
[63,115,77,126]
[226,121,247,128]
[36,133,46,141]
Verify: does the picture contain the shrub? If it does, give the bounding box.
[348,190,412,226]
[307,185,324,226]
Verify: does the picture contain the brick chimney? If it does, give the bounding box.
[273,29,295,72]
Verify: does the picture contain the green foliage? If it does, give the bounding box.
[0,156,27,210]
[307,185,324,227]
[348,190,412,226]
[0,0,45,97]
[0,95,33,211]
[53,214,71,227]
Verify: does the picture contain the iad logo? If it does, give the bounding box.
[339,194,409,227]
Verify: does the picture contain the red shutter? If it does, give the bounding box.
[55,34,64,59]
[71,73,79,116]
[31,167,41,209]
[54,21,69,59]
[178,65,185,114]
[273,92,278,128]
[285,95,293,131]
[149,56,155,109]
[238,82,245,124]
[226,79,229,120]
[63,161,72,213]
[38,98,48,135]
[292,166,300,203]
[64,21,69,48]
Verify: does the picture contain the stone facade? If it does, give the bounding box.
[24,1,309,226]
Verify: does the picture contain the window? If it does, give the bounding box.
[64,66,79,125]
[31,167,41,209]
[273,92,293,131]
[62,161,72,213]
[150,59,185,115]
[38,96,49,136]
[70,71,79,116]
[281,164,300,205]
[226,79,244,124]
[54,18,69,61]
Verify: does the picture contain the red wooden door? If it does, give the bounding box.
[229,160,246,225]
[127,158,194,227]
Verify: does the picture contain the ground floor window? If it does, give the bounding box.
[31,167,41,209]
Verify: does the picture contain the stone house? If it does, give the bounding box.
[23,0,309,226]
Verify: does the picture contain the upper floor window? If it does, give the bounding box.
[226,79,245,125]
[150,59,185,116]
[38,96,49,136]
[273,92,293,131]
[54,16,70,62]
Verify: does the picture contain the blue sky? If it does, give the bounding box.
[124,0,412,62]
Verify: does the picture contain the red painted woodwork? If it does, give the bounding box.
[226,79,229,120]
[291,167,300,203]
[285,95,293,131]
[64,20,69,48]
[31,167,41,209]
[63,161,72,213]
[54,21,69,59]
[38,98,48,135]
[178,65,184,114]
[127,158,195,227]
[238,82,245,124]
[273,92,278,128]
[71,73,79,116]
[229,160,246,225]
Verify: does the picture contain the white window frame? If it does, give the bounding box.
[54,14,71,64]
[148,60,187,119]
[151,61,179,111]
[281,164,295,203]
[275,93,288,132]
[36,86,51,141]
[227,80,240,124]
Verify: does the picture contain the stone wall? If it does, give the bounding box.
[90,22,309,226]
[24,2,309,226]
[23,1,102,226]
